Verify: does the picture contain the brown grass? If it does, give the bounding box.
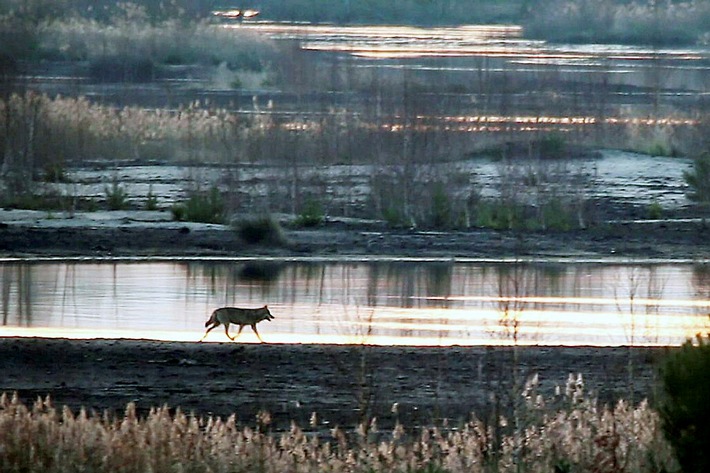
[0,384,676,473]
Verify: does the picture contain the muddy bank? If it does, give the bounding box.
[0,338,666,430]
[1,216,709,261]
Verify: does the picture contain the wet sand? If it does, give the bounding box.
[0,337,667,430]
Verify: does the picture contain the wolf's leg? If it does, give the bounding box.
[232,325,245,341]
[251,324,266,343]
[224,323,236,341]
[199,323,219,342]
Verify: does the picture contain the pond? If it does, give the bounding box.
[1,259,708,346]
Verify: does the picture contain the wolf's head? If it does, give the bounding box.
[259,305,275,322]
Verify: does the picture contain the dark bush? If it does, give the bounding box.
[683,153,710,203]
[429,182,452,229]
[658,334,710,473]
[538,133,567,159]
[89,55,156,83]
[236,215,286,246]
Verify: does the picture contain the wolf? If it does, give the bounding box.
[200,305,274,343]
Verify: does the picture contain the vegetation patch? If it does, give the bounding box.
[475,200,524,231]
[295,198,324,227]
[104,181,130,210]
[658,334,710,473]
[524,0,710,46]
[684,153,710,203]
[236,215,287,246]
[171,186,225,224]
[0,190,92,212]
[144,185,159,211]
[0,376,677,473]
[648,200,663,219]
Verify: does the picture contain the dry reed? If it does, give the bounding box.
[0,383,676,473]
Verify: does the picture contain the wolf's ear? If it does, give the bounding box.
[263,304,268,309]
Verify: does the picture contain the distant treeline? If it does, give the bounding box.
[1,0,708,44]
[245,0,529,25]
[234,0,710,45]
[0,0,530,25]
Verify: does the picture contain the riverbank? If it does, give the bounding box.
[0,209,703,428]
[1,209,709,261]
[0,337,667,430]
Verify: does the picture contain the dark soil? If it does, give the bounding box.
[0,337,668,431]
[1,218,709,260]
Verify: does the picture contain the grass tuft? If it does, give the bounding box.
[104,181,130,210]
[236,215,287,246]
[171,187,225,224]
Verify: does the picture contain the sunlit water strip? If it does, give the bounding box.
[234,22,710,64]
[1,261,708,346]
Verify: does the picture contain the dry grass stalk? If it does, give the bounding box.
[0,386,676,473]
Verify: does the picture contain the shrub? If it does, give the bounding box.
[295,198,324,227]
[144,185,159,210]
[170,204,186,221]
[172,187,225,224]
[540,200,575,231]
[648,200,663,219]
[104,181,129,210]
[475,200,523,230]
[683,153,710,203]
[236,215,287,246]
[42,164,68,183]
[538,133,567,159]
[383,206,408,228]
[647,141,673,157]
[1,191,67,211]
[658,334,710,473]
[429,182,452,229]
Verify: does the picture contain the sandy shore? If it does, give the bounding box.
[0,337,667,430]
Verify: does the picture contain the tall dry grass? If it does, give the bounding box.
[0,381,676,473]
[31,3,276,68]
[0,92,247,168]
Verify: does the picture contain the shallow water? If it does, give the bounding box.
[237,22,710,91]
[48,150,692,217]
[1,259,708,346]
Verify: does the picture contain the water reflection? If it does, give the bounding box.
[237,23,708,65]
[1,260,708,346]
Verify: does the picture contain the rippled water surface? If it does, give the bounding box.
[237,22,710,88]
[2,260,708,346]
